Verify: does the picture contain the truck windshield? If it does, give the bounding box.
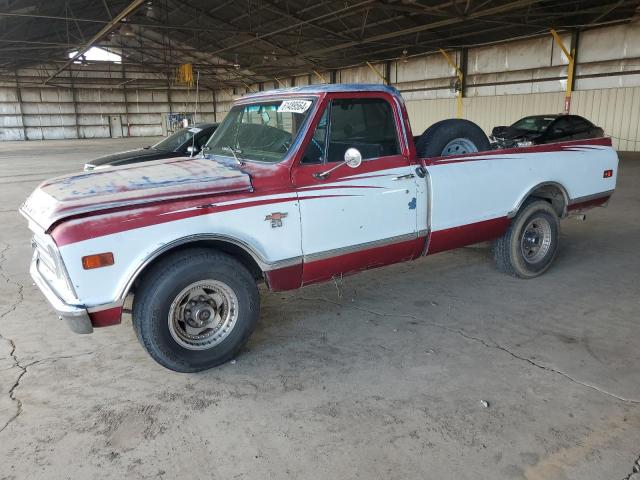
[204,99,314,163]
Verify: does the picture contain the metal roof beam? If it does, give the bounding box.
[43,0,146,84]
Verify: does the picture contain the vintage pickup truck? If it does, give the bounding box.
[21,84,618,372]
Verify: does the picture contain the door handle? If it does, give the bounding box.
[392,173,415,181]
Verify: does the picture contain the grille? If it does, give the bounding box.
[32,233,59,278]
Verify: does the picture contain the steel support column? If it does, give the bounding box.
[439,48,464,118]
[69,72,81,139]
[550,29,576,113]
[14,71,27,141]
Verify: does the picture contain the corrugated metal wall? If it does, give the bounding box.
[405,87,640,151]
[0,65,217,141]
[2,22,640,148]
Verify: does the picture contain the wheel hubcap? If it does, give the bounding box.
[441,138,479,156]
[520,217,553,264]
[168,280,238,350]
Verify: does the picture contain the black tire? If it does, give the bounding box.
[132,248,259,372]
[415,119,491,158]
[493,200,560,278]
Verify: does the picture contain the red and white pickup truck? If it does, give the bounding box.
[21,84,618,372]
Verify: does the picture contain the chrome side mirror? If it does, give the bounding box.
[344,148,362,168]
[313,148,362,180]
[187,145,198,156]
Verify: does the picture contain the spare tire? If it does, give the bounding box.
[415,119,490,158]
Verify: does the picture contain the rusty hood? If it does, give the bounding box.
[21,156,252,231]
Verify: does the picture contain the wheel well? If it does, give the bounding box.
[522,183,567,217]
[129,239,264,296]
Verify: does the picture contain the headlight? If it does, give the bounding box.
[516,140,534,148]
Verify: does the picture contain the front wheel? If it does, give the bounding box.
[132,248,259,372]
[493,200,560,278]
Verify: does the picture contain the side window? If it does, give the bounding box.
[301,108,328,164]
[570,117,590,131]
[552,117,571,134]
[327,98,400,162]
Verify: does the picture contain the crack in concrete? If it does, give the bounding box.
[0,242,27,435]
[0,351,96,372]
[622,454,640,480]
[294,294,640,405]
[0,337,26,435]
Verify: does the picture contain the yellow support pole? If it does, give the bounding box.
[312,70,328,83]
[366,61,388,84]
[550,29,575,113]
[439,49,463,118]
[274,77,286,88]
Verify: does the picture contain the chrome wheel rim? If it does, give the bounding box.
[441,138,478,156]
[520,217,553,264]
[168,280,238,350]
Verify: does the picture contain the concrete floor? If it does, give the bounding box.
[0,138,639,480]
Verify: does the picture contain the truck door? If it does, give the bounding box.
[292,94,422,285]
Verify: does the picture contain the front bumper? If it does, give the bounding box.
[30,255,94,334]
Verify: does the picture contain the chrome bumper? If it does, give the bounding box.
[30,256,94,334]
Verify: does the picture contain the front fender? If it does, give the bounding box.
[55,196,303,308]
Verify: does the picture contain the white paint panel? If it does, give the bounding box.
[60,197,303,306]
[298,167,417,256]
[426,146,618,231]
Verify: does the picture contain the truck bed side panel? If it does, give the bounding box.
[422,140,617,253]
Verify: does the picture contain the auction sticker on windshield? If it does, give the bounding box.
[277,100,312,114]
[188,127,202,133]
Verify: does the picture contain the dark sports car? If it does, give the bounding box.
[84,123,218,171]
[490,115,604,149]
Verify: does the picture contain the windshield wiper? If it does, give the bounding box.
[222,145,244,166]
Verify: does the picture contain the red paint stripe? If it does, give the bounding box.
[54,183,251,214]
[427,216,511,255]
[264,264,303,291]
[296,184,383,191]
[52,194,352,246]
[89,306,122,328]
[301,237,424,286]
[423,137,612,166]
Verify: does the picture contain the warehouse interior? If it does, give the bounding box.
[1,1,640,479]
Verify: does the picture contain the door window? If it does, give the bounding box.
[300,98,400,165]
[327,98,399,162]
[569,117,591,132]
[551,117,572,136]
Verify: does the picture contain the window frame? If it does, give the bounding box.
[303,96,402,165]
[204,97,317,164]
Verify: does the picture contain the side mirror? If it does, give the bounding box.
[187,145,199,156]
[313,148,362,180]
[344,148,362,168]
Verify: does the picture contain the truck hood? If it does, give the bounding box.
[21,156,252,231]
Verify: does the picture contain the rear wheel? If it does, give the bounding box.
[415,119,491,158]
[493,200,560,278]
[132,248,259,372]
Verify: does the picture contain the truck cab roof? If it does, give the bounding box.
[240,83,403,101]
